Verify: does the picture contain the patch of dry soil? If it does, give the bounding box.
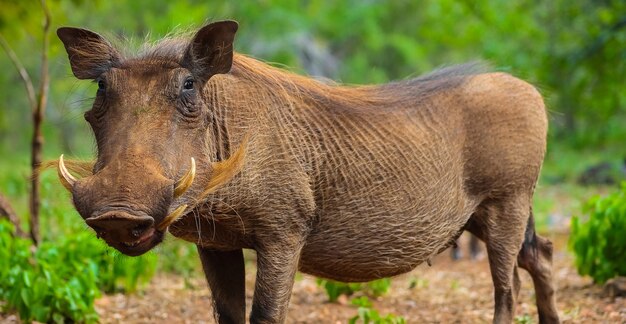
[89,233,625,323]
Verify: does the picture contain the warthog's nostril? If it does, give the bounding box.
[131,224,149,238]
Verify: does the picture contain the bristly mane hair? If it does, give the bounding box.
[116,33,489,115]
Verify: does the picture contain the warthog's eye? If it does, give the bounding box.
[177,76,199,116]
[183,78,194,91]
[96,79,106,93]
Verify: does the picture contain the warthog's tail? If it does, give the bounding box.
[517,210,560,323]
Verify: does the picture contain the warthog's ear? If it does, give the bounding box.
[182,20,238,82]
[57,27,121,80]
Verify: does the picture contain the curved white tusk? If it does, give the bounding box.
[157,204,187,231]
[58,154,77,191]
[174,157,196,198]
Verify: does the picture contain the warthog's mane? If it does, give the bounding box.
[114,32,489,116]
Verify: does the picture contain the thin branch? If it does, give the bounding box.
[0,33,37,110]
[37,0,51,115]
[29,0,52,245]
[0,193,26,238]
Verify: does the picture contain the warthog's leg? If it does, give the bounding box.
[517,217,560,324]
[250,241,304,324]
[469,195,529,323]
[197,246,246,324]
[466,216,522,306]
[468,203,560,324]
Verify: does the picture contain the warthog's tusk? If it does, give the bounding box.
[157,204,187,231]
[174,157,196,198]
[58,154,77,191]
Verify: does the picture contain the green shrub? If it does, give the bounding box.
[349,296,406,324]
[569,183,626,283]
[0,220,157,323]
[316,278,392,302]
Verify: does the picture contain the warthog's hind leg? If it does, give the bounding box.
[517,214,560,324]
[467,195,530,323]
[467,198,560,324]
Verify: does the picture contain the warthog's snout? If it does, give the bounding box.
[56,155,197,256]
[86,211,157,255]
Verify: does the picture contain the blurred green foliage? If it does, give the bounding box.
[569,183,626,283]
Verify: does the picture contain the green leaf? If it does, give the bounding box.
[20,289,30,306]
[22,271,31,287]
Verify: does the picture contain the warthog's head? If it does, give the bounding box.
[55,21,245,256]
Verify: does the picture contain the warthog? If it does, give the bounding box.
[54,20,559,323]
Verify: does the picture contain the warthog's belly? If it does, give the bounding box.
[298,206,474,282]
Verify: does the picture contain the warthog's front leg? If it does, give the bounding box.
[250,240,304,324]
[197,247,246,324]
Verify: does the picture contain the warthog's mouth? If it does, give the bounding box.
[112,227,164,256]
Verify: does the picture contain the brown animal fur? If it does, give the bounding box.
[55,21,559,323]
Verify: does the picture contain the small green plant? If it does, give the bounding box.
[515,314,534,324]
[349,296,406,324]
[366,278,391,296]
[316,279,363,302]
[450,279,460,290]
[316,278,392,302]
[0,219,156,323]
[569,183,626,283]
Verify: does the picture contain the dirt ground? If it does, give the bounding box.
[87,232,624,323]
